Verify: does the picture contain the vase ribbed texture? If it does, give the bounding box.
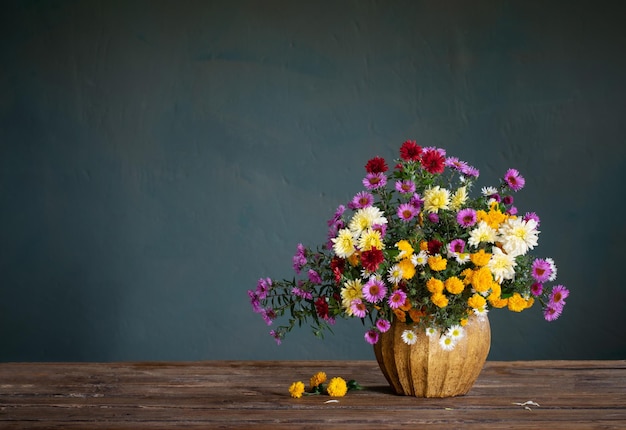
[373,316,491,397]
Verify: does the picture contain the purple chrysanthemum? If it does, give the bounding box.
[461,165,479,178]
[362,172,387,190]
[364,329,380,345]
[350,299,368,318]
[503,195,514,205]
[388,290,407,309]
[523,212,541,227]
[531,258,554,283]
[530,282,544,296]
[292,243,307,274]
[269,330,282,345]
[376,319,391,333]
[504,168,526,191]
[363,278,387,303]
[248,290,262,313]
[292,286,313,300]
[457,208,477,227]
[308,269,322,285]
[507,206,518,216]
[327,204,346,227]
[397,203,418,222]
[410,193,424,209]
[261,308,276,326]
[445,157,469,172]
[255,277,272,300]
[543,305,562,322]
[349,191,374,209]
[395,179,416,194]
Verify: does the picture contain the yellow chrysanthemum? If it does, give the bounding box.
[428,255,447,271]
[431,292,449,308]
[326,377,348,397]
[472,267,494,294]
[468,293,487,310]
[450,186,468,210]
[309,372,327,389]
[396,240,414,259]
[423,185,450,213]
[507,292,528,312]
[470,249,492,267]
[398,258,416,279]
[489,296,509,308]
[476,205,508,230]
[289,381,305,399]
[460,268,474,285]
[341,279,363,313]
[426,277,444,294]
[358,228,384,251]
[460,318,469,327]
[331,228,356,258]
[444,276,465,295]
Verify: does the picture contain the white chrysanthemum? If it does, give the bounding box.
[401,329,418,345]
[446,325,465,341]
[467,221,497,248]
[332,228,356,258]
[545,257,558,281]
[412,250,429,266]
[498,218,539,257]
[349,206,387,237]
[481,186,498,196]
[450,186,468,210]
[454,252,471,264]
[439,335,456,351]
[387,264,403,285]
[423,186,450,213]
[473,305,489,319]
[425,327,438,337]
[487,247,517,282]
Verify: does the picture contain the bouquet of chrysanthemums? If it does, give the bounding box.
[249,140,569,350]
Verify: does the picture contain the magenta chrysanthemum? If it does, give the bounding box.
[292,243,307,274]
[530,282,543,296]
[388,290,407,309]
[376,319,391,333]
[308,269,322,284]
[523,211,541,227]
[255,277,272,300]
[397,203,418,222]
[292,286,313,300]
[363,278,387,303]
[395,179,416,194]
[448,238,466,254]
[461,165,479,178]
[504,168,526,191]
[362,172,387,190]
[410,193,424,209]
[350,191,374,209]
[531,258,554,283]
[457,208,477,227]
[364,329,379,345]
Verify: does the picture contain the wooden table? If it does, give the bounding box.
[0,360,624,429]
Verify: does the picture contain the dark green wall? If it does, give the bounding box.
[1,0,625,361]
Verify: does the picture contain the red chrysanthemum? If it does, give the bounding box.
[315,297,330,319]
[365,156,388,174]
[420,149,446,174]
[399,140,422,161]
[330,257,345,284]
[360,248,385,272]
[427,239,443,255]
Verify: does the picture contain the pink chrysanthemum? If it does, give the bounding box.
[363,278,387,303]
[543,305,562,321]
[350,299,368,318]
[457,208,477,227]
[461,165,479,178]
[255,277,272,300]
[376,319,391,333]
[350,191,374,209]
[448,238,466,254]
[388,290,407,309]
[364,329,379,345]
[549,285,569,308]
[445,157,468,172]
[504,168,526,191]
[362,172,387,190]
[531,258,554,283]
[397,203,418,222]
[395,179,416,194]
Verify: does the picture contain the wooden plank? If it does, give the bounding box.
[0,361,625,429]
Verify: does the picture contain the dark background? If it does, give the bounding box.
[1,0,624,362]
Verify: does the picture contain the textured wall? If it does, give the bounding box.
[1,0,625,361]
